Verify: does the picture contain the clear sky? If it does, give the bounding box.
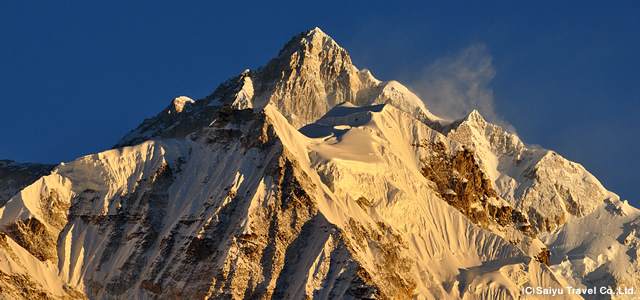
[1,2,638,205]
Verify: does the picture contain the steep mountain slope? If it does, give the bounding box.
[541,200,640,297]
[0,27,637,299]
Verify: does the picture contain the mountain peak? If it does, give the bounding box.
[118,28,438,145]
[307,26,328,38]
[275,27,346,62]
[171,96,194,113]
[466,109,484,120]
[462,109,487,131]
[304,27,335,46]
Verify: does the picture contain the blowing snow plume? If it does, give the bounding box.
[410,44,516,133]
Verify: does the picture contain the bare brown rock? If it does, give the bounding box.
[4,218,58,263]
[418,142,537,244]
[535,248,551,266]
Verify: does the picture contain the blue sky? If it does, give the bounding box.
[1,2,638,205]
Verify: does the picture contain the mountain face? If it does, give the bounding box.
[0,27,637,299]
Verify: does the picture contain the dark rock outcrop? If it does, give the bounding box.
[0,160,56,206]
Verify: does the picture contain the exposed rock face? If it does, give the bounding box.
[2,187,70,265]
[535,247,551,266]
[0,269,86,300]
[416,141,542,261]
[419,142,497,218]
[5,217,59,263]
[0,230,86,299]
[342,219,417,298]
[0,160,56,205]
[251,28,377,126]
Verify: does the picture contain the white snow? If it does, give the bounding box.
[448,108,640,296]
[0,235,70,297]
[540,198,640,294]
[172,96,194,113]
[232,71,254,109]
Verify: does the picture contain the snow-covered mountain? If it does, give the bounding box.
[0,28,637,299]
